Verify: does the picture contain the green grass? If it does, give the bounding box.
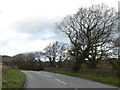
[2,69,25,88]
[46,70,119,87]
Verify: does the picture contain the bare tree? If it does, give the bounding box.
[108,36,120,69]
[56,4,117,71]
[44,41,69,67]
[24,52,44,70]
[44,43,55,67]
[107,14,120,69]
[34,51,45,68]
[56,42,69,68]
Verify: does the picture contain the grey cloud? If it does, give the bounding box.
[27,29,56,41]
[27,28,70,43]
[13,19,70,43]
[14,19,55,34]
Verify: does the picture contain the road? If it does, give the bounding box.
[22,71,118,89]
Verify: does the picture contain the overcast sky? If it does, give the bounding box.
[0,0,119,56]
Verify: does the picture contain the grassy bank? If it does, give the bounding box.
[46,70,119,87]
[2,65,25,88]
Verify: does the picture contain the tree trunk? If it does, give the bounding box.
[48,57,53,67]
[73,57,83,72]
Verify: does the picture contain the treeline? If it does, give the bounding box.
[2,53,44,70]
[2,4,120,72]
[2,41,70,70]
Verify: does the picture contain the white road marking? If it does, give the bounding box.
[55,79,67,85]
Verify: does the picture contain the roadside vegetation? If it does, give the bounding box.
[46,70,119,87]
[45,60,119,87]
[2,65,25,88]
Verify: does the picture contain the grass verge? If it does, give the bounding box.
[2,68,25,88]
[46,70,119,87]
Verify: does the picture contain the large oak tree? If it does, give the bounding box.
[56,4,117,72]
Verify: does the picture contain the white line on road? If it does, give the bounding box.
[55,79,67,85]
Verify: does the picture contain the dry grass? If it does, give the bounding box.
[2,65,11,74]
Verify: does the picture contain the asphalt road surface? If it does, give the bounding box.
[22,71,118,89]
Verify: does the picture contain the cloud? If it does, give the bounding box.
[0,18,69,56]
[0,40,8,48]
[13,19,56,40]
[14,19,55,34]
[14,19,69,43]
[0,0,118,56]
